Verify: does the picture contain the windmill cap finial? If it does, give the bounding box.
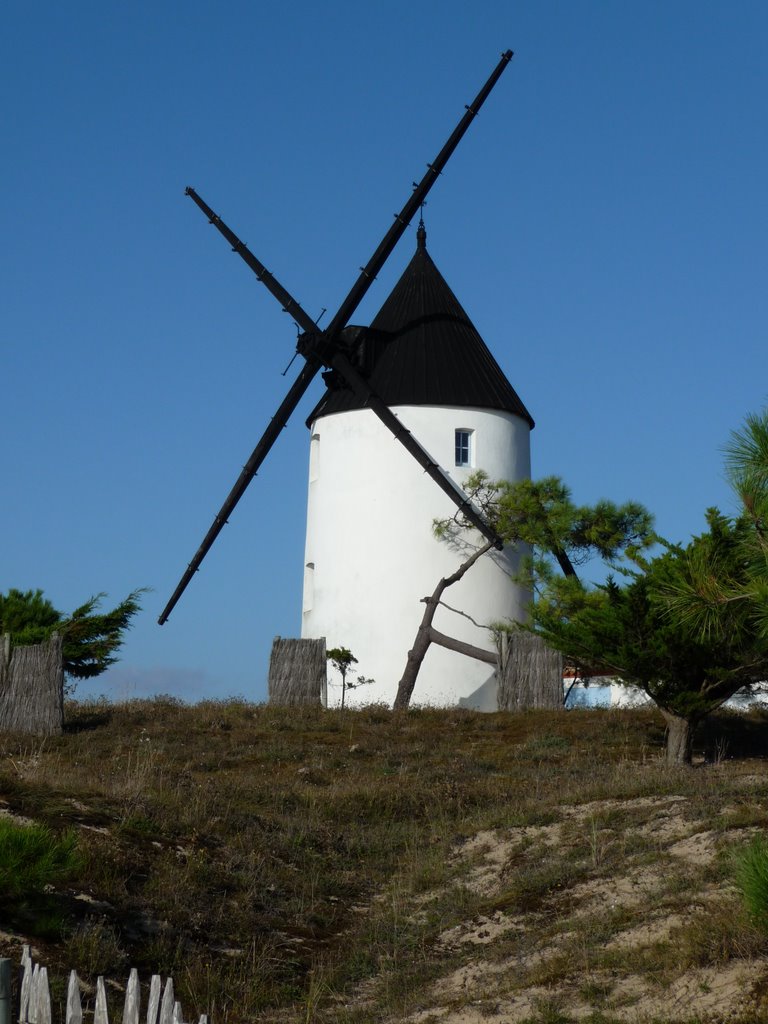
[416,216,427,249]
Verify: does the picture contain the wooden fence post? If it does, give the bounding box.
[34,967,51,1024]
[122,969,139,1024]
[146,977,161,1024]
[19,946,32,1024]
[65,973,81,1024]
[158,979,174,1024]
[15,951,209,1024]
[93,978,108,1024]
[0,959,11,1024]
[29,964,39,1024]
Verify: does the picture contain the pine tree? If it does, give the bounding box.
[534,410,768,764]
[0,588,144,680]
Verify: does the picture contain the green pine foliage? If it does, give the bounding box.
[59,591,144,678]
[0,588,60,646]
[535,510,768,722]
[435,471,656,582]
[532,409,768,761]
[0,588,144,679]
[435,411,768,763]
[327,647,358,709]
[326,647,357,675]
[492,474,655,577]
[655,410,768,647]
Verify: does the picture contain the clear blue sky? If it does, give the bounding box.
[3,2,766,702]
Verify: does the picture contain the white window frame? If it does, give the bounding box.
[455,428,473,468]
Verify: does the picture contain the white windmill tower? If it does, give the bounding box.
[301,219,534,709]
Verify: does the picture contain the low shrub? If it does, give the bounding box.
[0,818,80,898]
[733,834,768,930]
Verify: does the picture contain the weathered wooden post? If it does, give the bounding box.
[268,637,327,706]
[122,968,139,1024]
[19,946,32,1024]
[16,947,209,1024]
[146,976,162,1024]
[158,978,174,1024]
[0,633,64,735]
[497,632,564,710]
[65,973,81,1024]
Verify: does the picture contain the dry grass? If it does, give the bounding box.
[0,700,767,1023]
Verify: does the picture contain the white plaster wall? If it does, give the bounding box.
[301,405,531,708]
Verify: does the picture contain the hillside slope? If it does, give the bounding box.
[1,700,768,1023]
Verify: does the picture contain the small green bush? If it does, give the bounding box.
[733,835,768,930]
[0,818,80,898]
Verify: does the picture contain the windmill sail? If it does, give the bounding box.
[159,50,514,624]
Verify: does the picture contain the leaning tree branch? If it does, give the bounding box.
[394,539,495,709]
[427,626,496,664]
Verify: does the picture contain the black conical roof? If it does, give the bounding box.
[308,226,534,427]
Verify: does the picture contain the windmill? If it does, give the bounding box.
[159,51,519,656]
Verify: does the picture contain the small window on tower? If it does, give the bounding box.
[455,429,473,467]
[303,562,315,613]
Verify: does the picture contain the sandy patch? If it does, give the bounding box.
[562,795,688,819]
[430,957,512,1003]
[604,911,687,949]
[454,824,563,895]
[407,987,567,1024]
[383,791,768,1024]
[567,866,663,917]
[439,910,524,948]
[668,830,719,866]
[608,959,765,1021]
[408,959,764,1024]
[452,796,695,899]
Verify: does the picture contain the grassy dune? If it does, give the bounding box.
[1,700,768,1023]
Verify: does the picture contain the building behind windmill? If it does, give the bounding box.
[301,222,534,709]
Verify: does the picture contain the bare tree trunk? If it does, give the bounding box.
[393,540,495,710]
[661,710,697,766]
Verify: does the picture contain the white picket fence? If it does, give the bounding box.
[18,947,208,1024]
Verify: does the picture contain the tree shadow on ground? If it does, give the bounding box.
[697,708,768,761]
[64,705,112,733]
